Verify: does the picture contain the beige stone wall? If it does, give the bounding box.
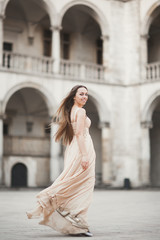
[3,156,50,187]
[36,157,50,187]
[1,0,160,188]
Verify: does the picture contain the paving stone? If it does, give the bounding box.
[0,189,160,240]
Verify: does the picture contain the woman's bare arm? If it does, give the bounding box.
[75,108,89,170]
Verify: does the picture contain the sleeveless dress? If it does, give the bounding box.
[26,107,96,235]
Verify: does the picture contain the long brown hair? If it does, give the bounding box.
[54,85,88,145]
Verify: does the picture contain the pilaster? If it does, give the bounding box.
[50,123,61,182]
[101,34,109,80]
[140,121,152,186]
[50,25,62,74]
[98,121,112,185]
[0,14,4,67]
[140,34,149,82]
[0,114,3,184]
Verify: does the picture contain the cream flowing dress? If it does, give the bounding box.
[27,107,96,235]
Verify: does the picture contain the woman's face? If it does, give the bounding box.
[74,87,88,107]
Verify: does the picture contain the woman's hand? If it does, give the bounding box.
[81,155,89,170]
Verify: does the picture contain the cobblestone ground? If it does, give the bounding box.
[0,189,160,240]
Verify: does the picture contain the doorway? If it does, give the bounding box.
[11,163,27,187]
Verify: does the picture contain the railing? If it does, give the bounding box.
[60,59,81,78]
[85,62,105,80]
[60,59,105,81]
[2,51,105,82]
[146,62,160,81]
[4,136,50,157]
[2,51,54,75]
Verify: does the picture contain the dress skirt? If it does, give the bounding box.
[27,128,96,235]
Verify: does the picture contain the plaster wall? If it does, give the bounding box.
[0,0,160,187]
[4,19,44,56]
[3,156,50,187]
[140,0,159,24]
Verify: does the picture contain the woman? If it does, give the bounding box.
[26,85,96,237]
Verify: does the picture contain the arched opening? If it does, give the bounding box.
[61,5,102,64]
[148,6,160,63]
[4,87,51,187]
[11,163,27,187]
[150,96,160,186]
[85,96,102,185]
[3,0,52,70]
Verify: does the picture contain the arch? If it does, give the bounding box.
[11,163,27,187]
[2,82,57,117]
[1,0,57,26]
[4,157,37,187]
[58,0,109,36]
[88,87,110,124]
[141,89,160,123]
[141,1,160,36]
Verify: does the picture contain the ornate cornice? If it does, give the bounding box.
[50,25,62,31]
[98,121,110,129]
[140,34,149,40]
[141,121,153,129]
[0,14,5,20]
[101,35,109,41]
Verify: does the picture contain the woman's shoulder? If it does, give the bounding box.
[77,107,86,116]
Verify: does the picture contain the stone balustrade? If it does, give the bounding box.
[85,62,105,81]
[146,62,160,81]
[2,51,54,75]
[1,51,105,82]
[60,59,81,78]
[4,136,50,157]
[60,59,105,82]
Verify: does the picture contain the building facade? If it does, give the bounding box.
[0,0,159,188]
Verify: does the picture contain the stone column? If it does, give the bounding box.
[50,25,61,74]
[0,115,3,184]
[50,124,61,182]
[140,121,152,186]
[101,35,109,79]
[0,14,4,67]
[99,121,112,185]
[140,34,148,81]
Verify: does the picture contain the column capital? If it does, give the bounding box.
[0,14,5,20]
[141,121,153,129]
[140,34,149,40]
[101,34,109,41]
[50,25,62,31]
[0,101,4,119]
[98,121,110,129]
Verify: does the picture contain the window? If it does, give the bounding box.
[26,121,33,133]
[3,123,9,136]
[3,42,12,51]
[43,29,51,57]
[44,123,51,135]
[96,38,103,65]
[61,33,70,60]
[3,42,13,68]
